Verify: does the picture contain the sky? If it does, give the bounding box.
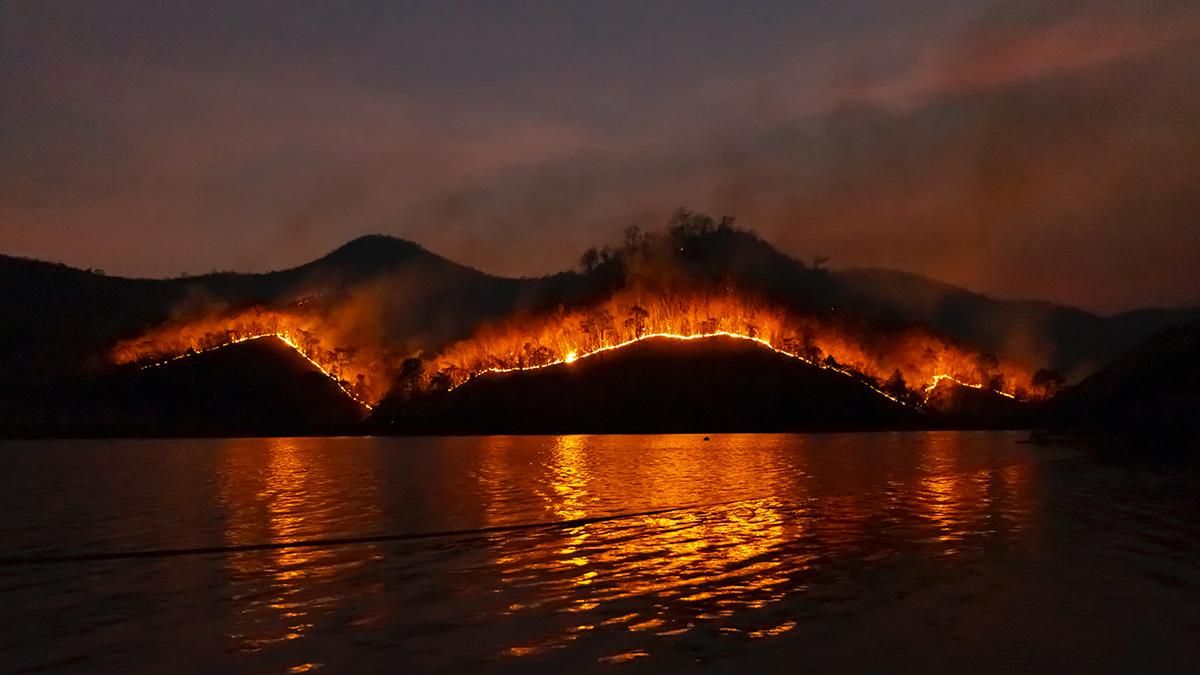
[2,0,1198,313]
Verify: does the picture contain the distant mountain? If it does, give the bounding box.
[1051,319,1200,437]
[834,268,1196,381]
[373,335,923,434]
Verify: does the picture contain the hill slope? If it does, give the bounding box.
[835,268,1196,380]
[1051,320,1200,436]
[375,335,923,434]
[3,224,1195,437]
[0,337,367,438]
[0,235,530,388]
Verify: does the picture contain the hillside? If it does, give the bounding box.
[5,228,1190,391]
[374,335,923,434]
[0,235,531,389]
[3,222,1196,437]
[835,268,1196,380]
[1051,320,1200,437]
[0,337,367,438]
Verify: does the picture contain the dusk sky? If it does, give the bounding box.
[2,0,1198,313]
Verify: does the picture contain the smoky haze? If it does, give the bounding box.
[1,0,1198,313]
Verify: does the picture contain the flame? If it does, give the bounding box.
[922,374,1018,402]
[110,289,1034,412]
[463,330,912,406]
[427,289,1032,406]
[110,307,383,409]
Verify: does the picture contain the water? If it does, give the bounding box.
[0,432,1196,673]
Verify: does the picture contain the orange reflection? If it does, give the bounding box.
[478,433,1037,660]
[914,433,1036,553]
[217,438,384,659]
[483,435,804,656]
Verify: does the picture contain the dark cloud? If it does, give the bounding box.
[1,0,1197,311]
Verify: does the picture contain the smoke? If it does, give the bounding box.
[387,1,1200,312]
[3,0,1197,312]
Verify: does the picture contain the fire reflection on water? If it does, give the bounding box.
[477,433,1035,661]
[216,438,384,661]
[915,434,1037,552]
[203,433,1036,668]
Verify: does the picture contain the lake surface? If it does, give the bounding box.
[0,432,1197,673]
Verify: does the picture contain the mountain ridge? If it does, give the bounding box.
[2,223,1196,438]
[3,231,1194,382]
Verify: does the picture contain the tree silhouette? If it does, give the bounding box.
[884,369,908,400]
[429,369,454,392]
[579,247,600,273]
[580,307,614,346]
[974,352,1001,389]
[353,373,370,401]
[625,305,650,337]
[398,357,424,399]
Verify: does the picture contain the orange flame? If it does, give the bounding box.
[110,307,384,408]
[110,289,1034,410]
[427,289,1032,404]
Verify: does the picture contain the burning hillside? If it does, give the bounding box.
[110,307,390,408]
[421,289,1032,405]
[108,216,1043,415]
[110,286,1033,413]
[380,333,925,434]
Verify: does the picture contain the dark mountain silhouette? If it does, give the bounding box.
[922,380,1032,429]
[0,337,365,438]
[4,227,1189,390]
[0,236,522,387]
[1050,320,1200,437]
[2,217,1194,437]
[375,335,924,434]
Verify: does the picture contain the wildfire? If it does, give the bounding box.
[922,374,1018,402]
[110,307,385,409]
[462,330,914,406]
[426,289,1033,406]
[110,288,1035,412]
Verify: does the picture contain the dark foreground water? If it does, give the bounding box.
[0,432,1197,674]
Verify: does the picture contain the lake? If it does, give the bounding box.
[0,432,1197,673]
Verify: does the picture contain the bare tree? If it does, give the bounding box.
[625,305,650,338]
[579,247,600,273]
[884,369,908,400]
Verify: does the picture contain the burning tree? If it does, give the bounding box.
[624,305,650,338]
